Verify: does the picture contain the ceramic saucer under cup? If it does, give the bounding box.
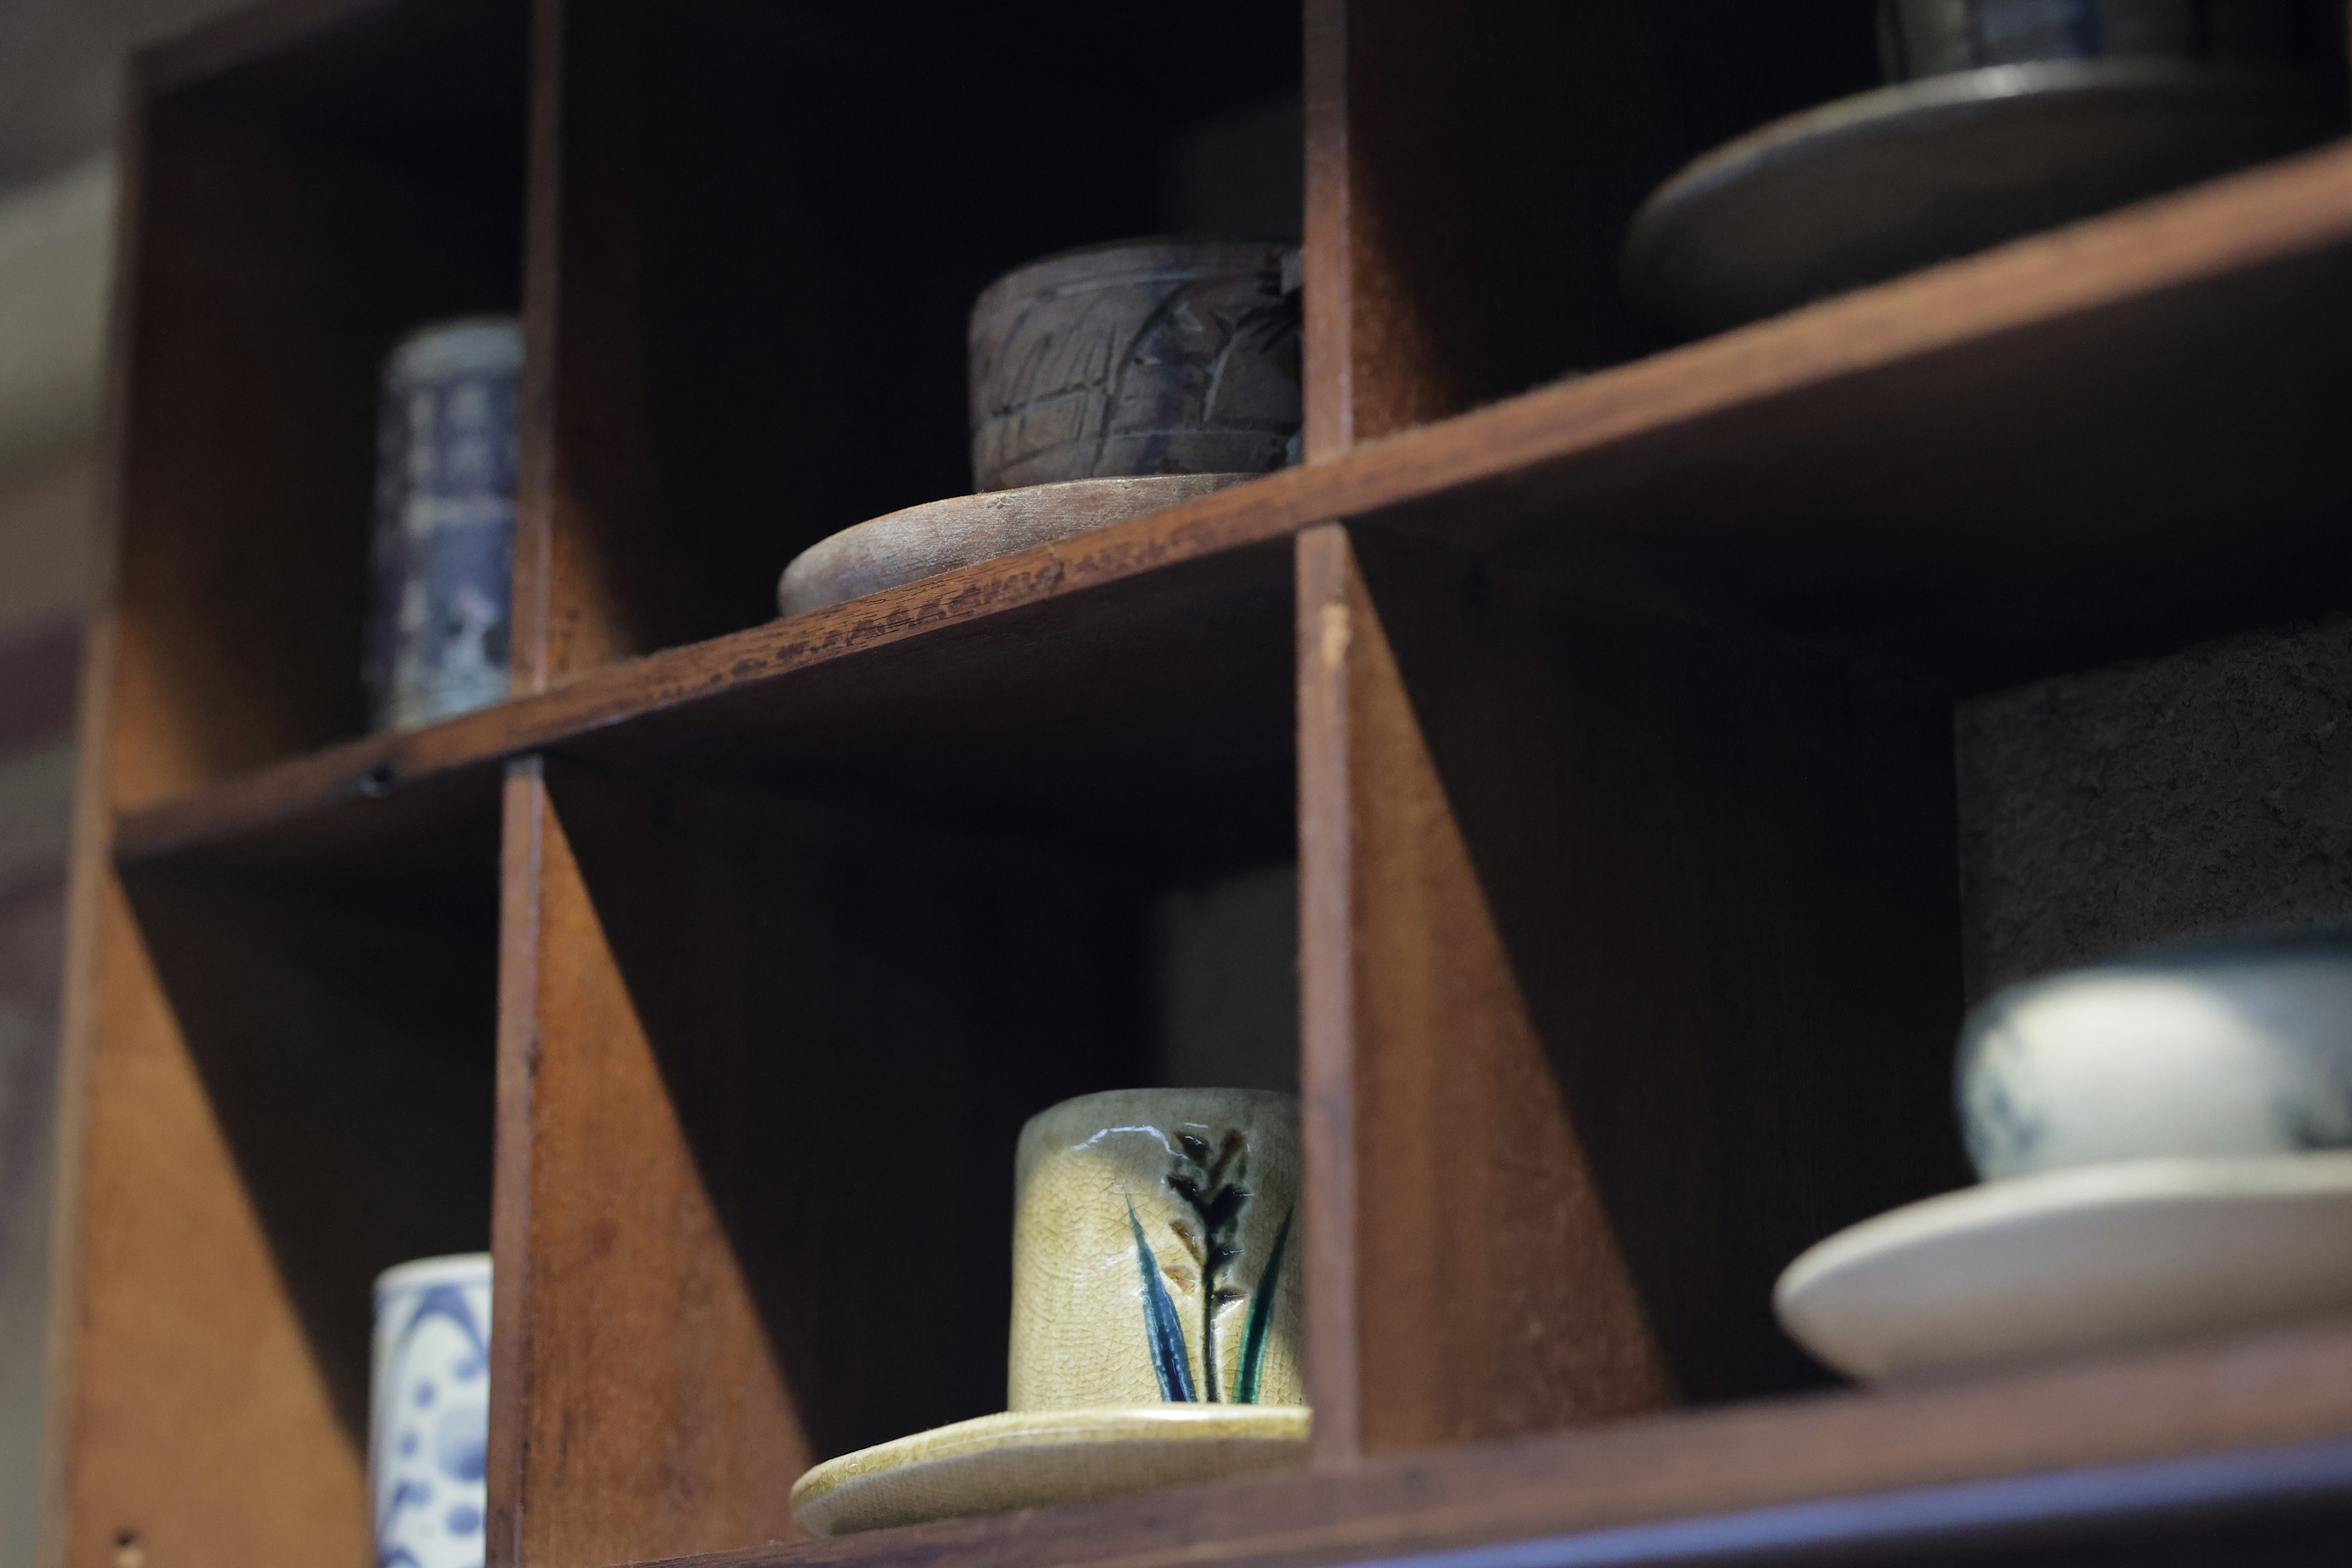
[1623,59,2340,337]
[1777,1153,2352,1382]
[776,473,1251,619]
[790,1406,1308,1536]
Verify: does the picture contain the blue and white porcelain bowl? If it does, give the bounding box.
[1958,935,2352,1180]
[371,1254,492,1568]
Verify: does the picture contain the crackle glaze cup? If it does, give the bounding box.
[967,239,1303,492]
[1958,935,2352,1180]
[371,1254,492,1568]
[1009,1089,1303,1410]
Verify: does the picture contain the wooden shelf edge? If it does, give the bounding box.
[624,1322,2352,1568]
[1312,135,2352,539]
[112,136,2352,868]
[109,488,1308,864]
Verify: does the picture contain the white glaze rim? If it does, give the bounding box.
[374,1252,492,1298]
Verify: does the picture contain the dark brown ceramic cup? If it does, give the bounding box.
[966,238,1302,494]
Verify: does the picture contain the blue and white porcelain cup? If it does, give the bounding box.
[371,1254,492,1568]
[1958,935,2352,1180]
[367,317,522,732]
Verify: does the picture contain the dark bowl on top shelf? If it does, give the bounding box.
[1624,0,2346,337]
[967,237,1303,494]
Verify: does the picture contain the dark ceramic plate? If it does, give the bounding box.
[1623,59,2341,337]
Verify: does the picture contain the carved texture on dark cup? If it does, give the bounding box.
[967,238,1303,493]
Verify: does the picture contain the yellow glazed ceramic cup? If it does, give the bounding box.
[1009,1088,1303,1411]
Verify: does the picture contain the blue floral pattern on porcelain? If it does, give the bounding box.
[1957,932,2352,1181]
[367,318,521,733]
[372,1255,491,1568]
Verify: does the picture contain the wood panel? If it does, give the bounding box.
[47,872,362,1568]
[122,529,1300,883]
[491,755,1188,1565]
[1298,521,1966,1457]
[1294,524,1669,1463]
[488,760,803,1567]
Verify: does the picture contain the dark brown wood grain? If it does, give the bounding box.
[621,1321,2352,1568]
[508,0,565,699]
[1302,0,1880,450]
[1344,526,1964,1430]
[489,761,806,1567]
[116,525,1302,874]
[47,856,495,1568]
[51,872,372,1568]
[1295,526,1675,1463]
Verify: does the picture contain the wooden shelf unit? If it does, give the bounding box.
[43,1,2352,1566]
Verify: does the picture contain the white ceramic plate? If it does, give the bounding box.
[1776,1153,2352,1383]
[788,1405,1310,1537]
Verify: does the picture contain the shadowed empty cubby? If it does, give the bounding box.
[1297,525,1967,1458]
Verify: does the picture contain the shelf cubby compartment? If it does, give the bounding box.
[490,559,1298,1562]
[51,2,524,1561]
[110,0,527,806]
[521,0,1302,684]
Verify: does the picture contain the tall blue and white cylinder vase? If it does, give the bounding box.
[371,1254,492,1568]
[367,317,522,731]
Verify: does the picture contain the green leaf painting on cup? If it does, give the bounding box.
[1232,1206,1291,1404]
[1128,1130,1292,1403]
[1126,1193,1196,1401]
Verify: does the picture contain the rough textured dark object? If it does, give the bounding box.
[1626,0,2345,337]
[1958,616,2352,1001]
[968,238,1302,493]
[1879,0,2340,83]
